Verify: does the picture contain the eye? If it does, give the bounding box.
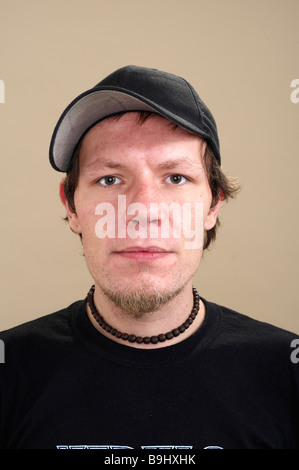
[98,175,122,186]
[165,174,188,185]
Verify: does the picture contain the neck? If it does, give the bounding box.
[86,282,205,349]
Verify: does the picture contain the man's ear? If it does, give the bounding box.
[59,179,82,234]
[204,193,223,231]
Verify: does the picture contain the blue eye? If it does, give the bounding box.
[165,174,187,185]
[98,175,122,186]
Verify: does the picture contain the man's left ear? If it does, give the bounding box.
[204,195,223,231]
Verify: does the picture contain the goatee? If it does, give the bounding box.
[101,284,186,319]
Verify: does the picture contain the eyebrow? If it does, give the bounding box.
[83,159,129,174]
[155,158,203,171]
[83,156,203,175]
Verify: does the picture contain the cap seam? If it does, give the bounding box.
[182,78,206,129]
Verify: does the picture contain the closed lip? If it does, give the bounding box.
[114,246,171,253]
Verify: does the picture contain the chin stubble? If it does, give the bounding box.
[100,283,187,320]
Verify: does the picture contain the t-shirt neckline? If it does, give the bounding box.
[72,296,222,368]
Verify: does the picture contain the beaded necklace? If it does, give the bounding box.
[87,285,200,345]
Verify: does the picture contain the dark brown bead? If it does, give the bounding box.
[187,317,193,325]
[116,331,122,338]
[105,325,112,333]
[172,328,180,337]
[111,329,117,336]
[166,332,174,340]
[143,337,151,344]
[190,313,196,320]
[150,336,159,344]
[179,326,186,333]
[128,335,136,343]
[183,321,190,329]
[136,337,143,344]
[121,333,129,340]
[158,334,166,342]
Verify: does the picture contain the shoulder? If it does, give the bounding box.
[216,301,298,341]
[205,299,299,369]
[0,300,84,340]
[0,300,85,365]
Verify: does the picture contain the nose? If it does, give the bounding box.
[128,178,160,209]
[125,175,163,227]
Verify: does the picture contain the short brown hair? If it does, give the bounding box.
[62,112,240,250]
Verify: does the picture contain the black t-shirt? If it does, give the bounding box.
[0,297,298,449]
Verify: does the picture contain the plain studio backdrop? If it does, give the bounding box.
[0,0,298,333]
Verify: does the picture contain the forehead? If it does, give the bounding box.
[79,113,206,165]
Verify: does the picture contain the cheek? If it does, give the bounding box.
[183,190,212,240]
[74,188,100,230]
[74,199,102,247]
[76,199,118,257]
[77,208,95,235]
[178,245,203,282]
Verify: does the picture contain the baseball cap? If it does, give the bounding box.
[49,65,221,172]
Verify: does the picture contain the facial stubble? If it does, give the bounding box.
[98,276,190,320]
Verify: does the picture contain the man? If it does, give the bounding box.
[0,66,298,449]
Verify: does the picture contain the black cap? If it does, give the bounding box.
[49,65,221,171]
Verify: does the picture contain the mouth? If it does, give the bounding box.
[113,246,173,261]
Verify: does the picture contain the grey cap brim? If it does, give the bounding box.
[49,87,215,172]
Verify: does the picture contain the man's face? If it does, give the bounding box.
[62,113,221,313]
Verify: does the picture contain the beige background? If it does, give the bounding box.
[0,0,298,333]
